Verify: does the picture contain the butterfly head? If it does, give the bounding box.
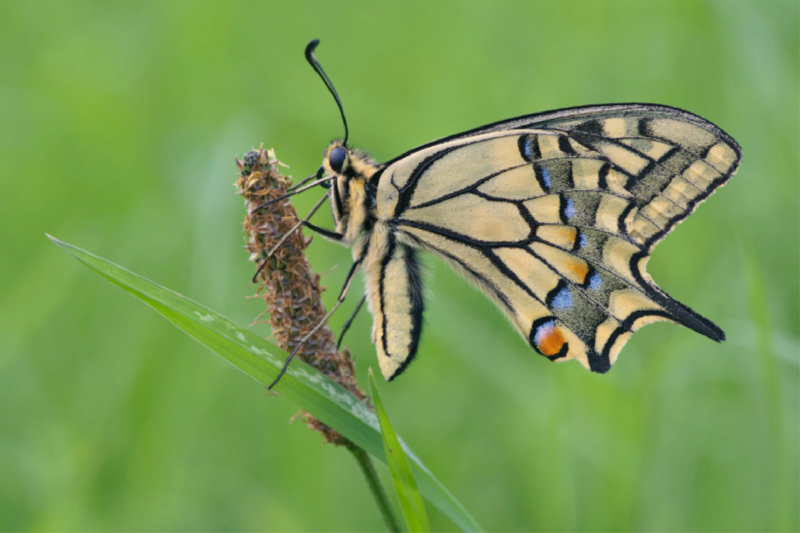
[322,141,380,243]
[322,142,349,179]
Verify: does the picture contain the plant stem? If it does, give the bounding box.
[349,446,401,532]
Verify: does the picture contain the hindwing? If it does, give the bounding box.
[376,105,741,373]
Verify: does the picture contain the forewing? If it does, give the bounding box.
[384,104,741,251]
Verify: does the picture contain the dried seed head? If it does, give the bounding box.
[236,147,368,445]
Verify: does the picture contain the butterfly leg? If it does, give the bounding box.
[302,221,344,242]
[267,255,364,390]
[337,294,367,349]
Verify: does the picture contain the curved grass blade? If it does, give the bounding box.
[49,235,482,533]
[369,368,430,533]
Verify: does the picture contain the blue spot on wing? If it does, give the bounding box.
[523,139,533,160]
[578,232,588,249]
[551,286,572,310]
[564,199,576,220]
[589,272,602,291]
[541,168,551,189]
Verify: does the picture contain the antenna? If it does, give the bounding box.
[305,39,349,146]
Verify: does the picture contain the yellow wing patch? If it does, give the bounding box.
[404,193,531,242]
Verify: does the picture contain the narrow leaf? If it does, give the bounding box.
[369,368,430,533]
[49,236,482,533]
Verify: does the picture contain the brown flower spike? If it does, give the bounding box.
[236,147,368,445]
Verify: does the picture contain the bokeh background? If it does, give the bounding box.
[1,0,797,531]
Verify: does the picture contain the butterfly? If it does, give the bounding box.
[262,39,741,385]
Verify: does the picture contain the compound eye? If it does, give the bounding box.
[328,147,347,173]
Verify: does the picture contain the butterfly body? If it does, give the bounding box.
[318,103,741,380]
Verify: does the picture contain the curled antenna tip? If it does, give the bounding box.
[304,38,349,146]
[305,39,320,60]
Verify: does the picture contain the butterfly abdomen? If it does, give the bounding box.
[360,223,425,380]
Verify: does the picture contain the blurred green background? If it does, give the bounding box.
[1,0,797,531]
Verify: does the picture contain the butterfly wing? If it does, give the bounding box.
[375,105,741,373]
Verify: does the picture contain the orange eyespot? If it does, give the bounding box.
[531,319,567,359]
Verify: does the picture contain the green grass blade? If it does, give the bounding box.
[49,235,482,533]
[369,368,430,533]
